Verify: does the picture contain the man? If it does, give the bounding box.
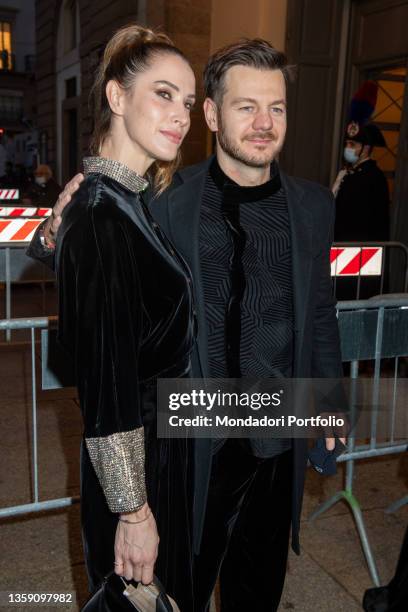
[333,81,390,242]
[27,164,62,208]
[332,82,390,300]
[363,525,408,611]
[0,136,8,179]
[28,39,344,611]
[0,161,16,185]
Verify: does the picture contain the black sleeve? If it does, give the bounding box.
[26,219,56,271]
[58,203,146,513]
[312,193,344,379]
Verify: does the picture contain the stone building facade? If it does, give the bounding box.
[35,0,289,183]
[34,0,408,248]
[0,0,36,171]
[36,0,213,183]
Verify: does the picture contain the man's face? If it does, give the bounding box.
[206,66,287,168]
[35,174,48,186]
[344,139,370,162]
[345,139,363,153]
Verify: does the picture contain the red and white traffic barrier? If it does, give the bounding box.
[0,206,51,217]
[330,247,383,276]
[0,189,20,200]
[0,219,43,243]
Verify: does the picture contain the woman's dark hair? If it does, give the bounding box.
[203,38,295,104]
[90,24,190,193]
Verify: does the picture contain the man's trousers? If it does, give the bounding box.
[194,439,293,612]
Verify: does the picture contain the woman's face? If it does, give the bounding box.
[120,53,196,164]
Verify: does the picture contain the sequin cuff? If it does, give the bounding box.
[85,427,146,513]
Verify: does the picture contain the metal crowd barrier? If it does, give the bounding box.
[0,205,53,340]
[309,295,408,586]
[1,300,407,586]
[332,241,408,300]
[0,244,55,341]
[0,316,79,519]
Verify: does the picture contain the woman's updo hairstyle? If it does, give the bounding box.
[90,24,190,193]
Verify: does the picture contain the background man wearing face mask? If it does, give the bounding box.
[332,81,390,242]
[28,164,62,208]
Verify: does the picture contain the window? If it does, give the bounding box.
[367,65,407,199]
[63,0,78,54]
[0,21,12,70]
[65,76,77,98]
[25,55,35,72]
[0,95,23,122]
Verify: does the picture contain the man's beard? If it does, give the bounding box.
[217,112,282,168]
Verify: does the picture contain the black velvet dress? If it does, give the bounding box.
[55,157,196,609]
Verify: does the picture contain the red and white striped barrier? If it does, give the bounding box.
[0,206,51,217]
[0,189,20,200]
[0,219,43,243]
[0,227,388,266]
[330,247,383,276]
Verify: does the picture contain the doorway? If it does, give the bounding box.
[364,63,407,202]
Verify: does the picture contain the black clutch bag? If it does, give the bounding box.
[81,572,180,612]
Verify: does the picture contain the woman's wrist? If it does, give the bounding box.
[41,218,56,249]
[120,502,150,522]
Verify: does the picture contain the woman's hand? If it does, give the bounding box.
[114,503,159,585]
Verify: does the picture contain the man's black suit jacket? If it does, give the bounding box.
[27,156,343,557]
[149,156,343,556]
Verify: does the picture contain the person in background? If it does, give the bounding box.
[363,525,408,611]
[0,161,33,192]
[0,161,17,185]
[28,164,62,208]
[14,164,34,192]
[333,81,390,242]
[21,195,33,206]
[0,136,8,178]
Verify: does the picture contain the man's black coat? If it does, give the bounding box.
[149,156,343,555]
[27,156,343,556]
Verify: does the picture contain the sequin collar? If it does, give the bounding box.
[83,157,149,193]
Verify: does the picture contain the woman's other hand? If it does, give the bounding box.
[114,503,159,585]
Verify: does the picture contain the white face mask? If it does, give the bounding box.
[35,176,47,186]
[343,146,360,165]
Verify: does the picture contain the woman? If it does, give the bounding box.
[55,24,197,608]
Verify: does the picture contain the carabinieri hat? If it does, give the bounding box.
[345,81,386,147]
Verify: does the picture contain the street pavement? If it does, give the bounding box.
[0,285,407,611]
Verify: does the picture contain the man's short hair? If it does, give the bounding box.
[203,38,295,104]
